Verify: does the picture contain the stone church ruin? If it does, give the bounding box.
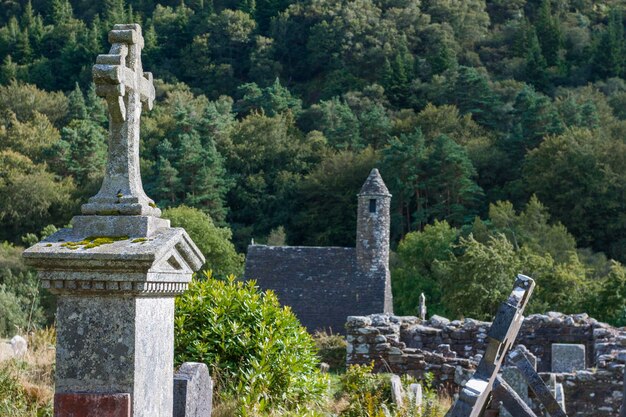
[245,168,394,333]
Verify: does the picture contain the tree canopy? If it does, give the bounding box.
[2,0,626,324]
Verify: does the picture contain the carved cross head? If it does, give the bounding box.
[82,24,160,217]
[93,24,155,122]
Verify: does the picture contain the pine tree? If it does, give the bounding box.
[426,135,483,226]
[382,128,428,232]
[524,28,550,91]
[14,29,32,63]
[593,9,626,79]
[66,83,88,122]
[451,66,503,131]
[535,0,562,67]
[105,0,126,25]
[51,0,73,25]
[21,1,35,28]
[0,56,18,84]
[85,83,107,126]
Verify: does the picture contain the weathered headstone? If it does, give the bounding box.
[500,367,528,417]
[173,363,212,417]
[409,383,423,414]
[390,374,405,408]
[509,347,567,417]
[23,24,204,417]
[10,335,27,357]
[551,344,585,373]
[500,346,536,417]
[492,376,538,417]
[419,293,427,321]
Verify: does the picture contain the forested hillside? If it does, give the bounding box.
[2,0,626,326]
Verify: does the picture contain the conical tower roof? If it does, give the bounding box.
[359,168,391,197]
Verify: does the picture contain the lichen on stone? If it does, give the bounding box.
[131,238,148,243]
[61,236,129,250]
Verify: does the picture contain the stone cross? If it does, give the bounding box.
[446,275,535,417]
[23,24,205,417]
[82,23,159,217]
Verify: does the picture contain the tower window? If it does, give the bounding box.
[369,199,377,213]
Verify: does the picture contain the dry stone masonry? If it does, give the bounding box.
[23,24,205,417]
[245,168,393,333]
[347,312,626,417]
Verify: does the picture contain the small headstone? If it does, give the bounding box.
[551,343,585,373]
[419,293,427,321]
[621,369,626,417]
[173,363,212,417]
[390,374,404,408]
[10,335,27,357]
[409,383,422,413]
[555,383,566,412]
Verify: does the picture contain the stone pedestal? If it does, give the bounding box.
[24,225,204,417]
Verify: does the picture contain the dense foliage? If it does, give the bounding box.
[174,272,328,414]
[1,0,626,324]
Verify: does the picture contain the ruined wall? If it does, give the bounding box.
[346,313,626,417]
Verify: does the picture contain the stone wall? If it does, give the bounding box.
[346,313,626,416]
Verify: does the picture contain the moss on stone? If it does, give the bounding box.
[61,236,129,250]
[148,202,157,208]
[131,238,148,243]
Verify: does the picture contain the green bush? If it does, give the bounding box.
[313,331,347,372]
[0,287,28,337]
[174,272,328,415]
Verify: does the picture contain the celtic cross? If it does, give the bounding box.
[82,24,160,217]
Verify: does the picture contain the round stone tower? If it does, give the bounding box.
[356,168,393,313]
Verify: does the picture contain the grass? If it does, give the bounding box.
[0,328,55,417]
[0,328,452,417]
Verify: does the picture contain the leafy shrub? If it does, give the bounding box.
[0,241,51,336]
[174,272,328,414]
[339,363,391,417]
[0,287,28,337]
[313,330,347,372]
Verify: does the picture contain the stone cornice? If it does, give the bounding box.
[42,278,189,296]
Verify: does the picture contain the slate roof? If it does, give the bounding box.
[359,168,391,196]
[245,245,385,333]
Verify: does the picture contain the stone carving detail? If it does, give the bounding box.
[82,23,159,217]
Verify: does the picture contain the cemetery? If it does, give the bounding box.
[2,1,626,416]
